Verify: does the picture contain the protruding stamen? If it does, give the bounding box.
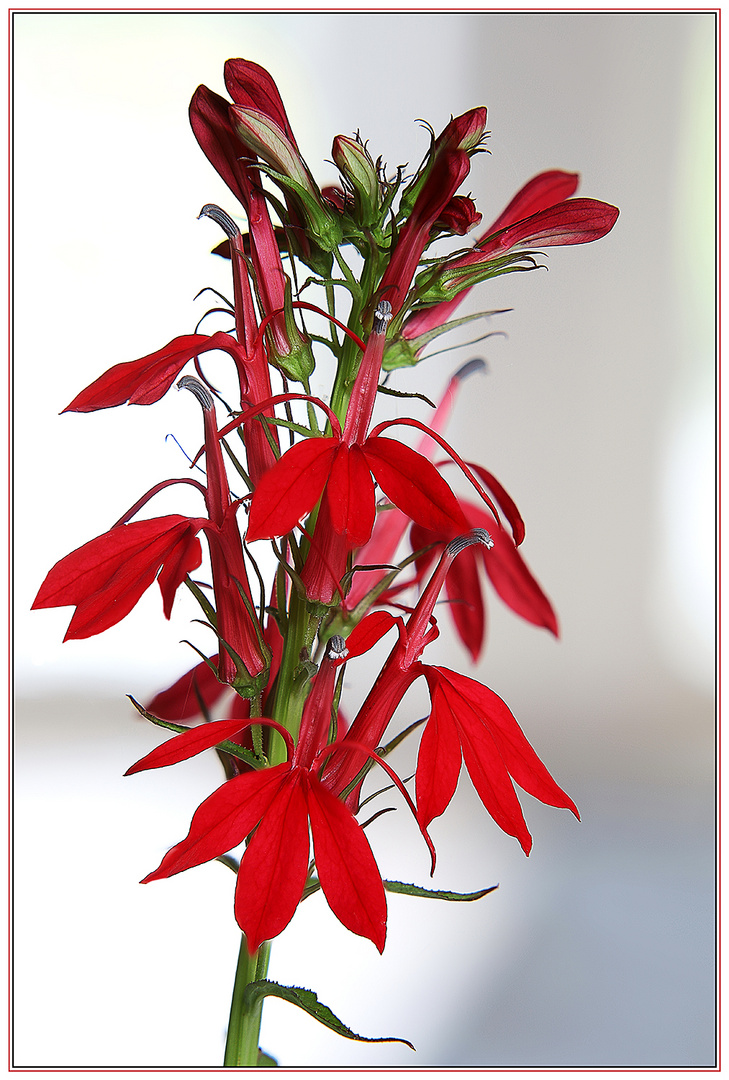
[326,635,348,661]
[178,375,214,411]
[198,204,241,240]
[446,528,493,558]
[373,299,393,335]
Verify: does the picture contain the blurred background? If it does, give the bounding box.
[12,10,716,1069]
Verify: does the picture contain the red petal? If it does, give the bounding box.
[141,764,290,882]
[434,667,578,819]
[305,774,387,952]
[415,679,462,828]
[339,610,398,663]
[234,769,310,952]
[125,717,253,775]
[245,437,339,541]
[32,516,199,640]
[364,438,467,534]
[326,444,376,548]
[157,529,202,618]
[63,333,242,412]
[224,59,298,147]
[147,657,226,722]
[189,84,251,206]
[482,170,580,237]
[444,549,485,662]
[465,463,525,546]
[480,198,619,257]
[483,526,559,635]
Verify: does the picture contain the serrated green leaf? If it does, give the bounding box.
[384,880,498,902]
[242,980,414,1049]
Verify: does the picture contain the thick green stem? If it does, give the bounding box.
[224,937,272,1066]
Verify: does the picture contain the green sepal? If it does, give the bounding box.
[382,308,510,371]
[241,980,415,1050]
[384,880,498,902]
[266,278,316,384]
[413,251,541,306]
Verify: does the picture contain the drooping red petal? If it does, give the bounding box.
[444,547,485,662]
[483,525,559,636]
[433,667,579,818]
[363,437,467,535]
[456,501,558,635]
[125,717,252,775]
[234,768,310,952]
[482,170,580,238]
[32,516,202,640]
[141,763,290,882]
[415,677,462,829]
[326,444,376,548]
[147,657,226,722]
[428,672,533,853]
[465,463,525,546]
[63,333,243,412]
[157,529,202,618]
[305,773,387,953]
[245,437,339,541]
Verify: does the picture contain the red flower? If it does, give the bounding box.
[403,169,619,340]
[409,487,558,662]
[31,515,203,640]
[323,533,577,855]
[132,645,389,953]
[245,305,468,599]
[377,108,487,318]
[416,665,578,853]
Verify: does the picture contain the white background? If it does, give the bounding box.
[13,10,716,1070]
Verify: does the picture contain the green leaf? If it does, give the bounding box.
[384,880,498,902]
[242,980,415,1049]
[257,1050,278,1067]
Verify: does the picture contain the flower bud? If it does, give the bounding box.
[332,134,380,226]
[230,104,342,252]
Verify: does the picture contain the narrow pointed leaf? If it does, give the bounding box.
[242,980,414,1049]
[384,880,498,901]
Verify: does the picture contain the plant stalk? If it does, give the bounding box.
[224,936,272,1066]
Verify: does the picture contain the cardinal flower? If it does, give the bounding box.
[409,486,558,661]
[34,377,269,688]
[245,301,469,602]
[323,532,577,854]
[403,169,619,341]
[132,637,429,954]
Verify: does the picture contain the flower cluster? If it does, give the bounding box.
[34,59,617,965]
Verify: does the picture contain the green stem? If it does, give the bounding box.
[224,936,272,1066]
